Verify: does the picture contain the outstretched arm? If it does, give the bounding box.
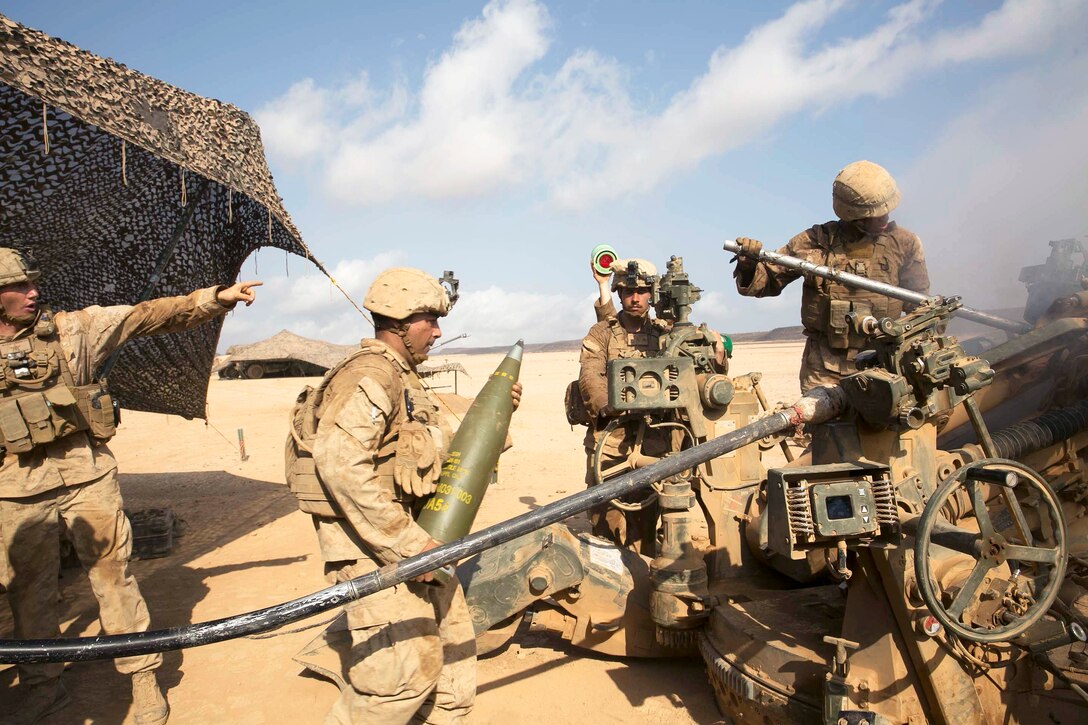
[592,260,611,306]
[66,282,266,377]
[216,280,263,307]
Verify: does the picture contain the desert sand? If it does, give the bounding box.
[0,340,805,724]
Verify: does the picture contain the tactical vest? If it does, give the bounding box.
[605,313,666,359]
[799,223,906,351]
[0,309,117,454]
[566,313,666,428]
[285,342,448,518]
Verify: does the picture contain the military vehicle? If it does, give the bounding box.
[3,247,1087,724]
[457,248,1088,724]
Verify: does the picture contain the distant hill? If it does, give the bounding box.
[442,340,582,355]
[729,326,805,343]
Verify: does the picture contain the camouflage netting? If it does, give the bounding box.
[0,13,323,419]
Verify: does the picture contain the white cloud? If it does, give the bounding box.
[242,1,1088,346]
[256,79,334,164]
[256,0,1086,209]
[551,0,1087,207]
[447,286,596,346]
[274,251,404,315]
[256,72,409,169]
[323,0,552,203]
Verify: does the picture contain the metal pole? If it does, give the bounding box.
[724,239,1030,335]
[237,428,249,462]
[0,392,843,664]
[962,397,998,459]
[750,373,794,463]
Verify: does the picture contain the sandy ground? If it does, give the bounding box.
[0,341,805,724]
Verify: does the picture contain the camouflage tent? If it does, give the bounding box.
[417,362,468,377]
[219,330,355,375]
[217,331,469,381]
[0,14,322,418]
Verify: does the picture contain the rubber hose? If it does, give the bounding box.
[0,409,798,664]
[991,399,1088,460]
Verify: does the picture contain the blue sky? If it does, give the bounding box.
[6,1,1088,349]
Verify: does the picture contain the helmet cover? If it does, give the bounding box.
[364,268,451,320]
[610,258,658,292]
[832,160,900,221]
[0,248,40,287]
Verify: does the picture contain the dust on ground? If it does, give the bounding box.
[0,342,804,724]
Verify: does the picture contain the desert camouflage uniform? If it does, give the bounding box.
[579,304,670,554]
[0,287,232,688]
[735,220,930,391]
[307,338,474,724]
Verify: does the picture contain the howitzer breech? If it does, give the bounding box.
[0,386,847,664]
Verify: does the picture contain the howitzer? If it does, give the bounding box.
[0,386,846,664]
[6,263,1088,723]
[469,289,1088,722]
[723,238,1031,334]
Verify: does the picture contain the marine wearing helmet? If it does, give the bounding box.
[0,248,41,327]
[362,267,455,365]
[587,256,659,324]
[0,246,261,724]
[578,255,670,553]
[289,266,519,724]
[730,160,930,392]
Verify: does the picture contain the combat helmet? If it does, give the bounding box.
[611,258,658,292]
[832,160,900,222]
[0,248,40,287]
[364,268,452,321]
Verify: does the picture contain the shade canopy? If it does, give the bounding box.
[0,14,319,418]
[222,330,355,371]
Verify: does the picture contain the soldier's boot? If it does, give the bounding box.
[7,679,72,724]
[131,671,169,725]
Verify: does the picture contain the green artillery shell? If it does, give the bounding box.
[417,340,523,543]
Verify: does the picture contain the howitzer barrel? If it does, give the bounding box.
[0,386,847,664]
[723,239,1030,335]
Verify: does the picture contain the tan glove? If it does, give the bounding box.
[394,421,440,497]
[735,237,763,268]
